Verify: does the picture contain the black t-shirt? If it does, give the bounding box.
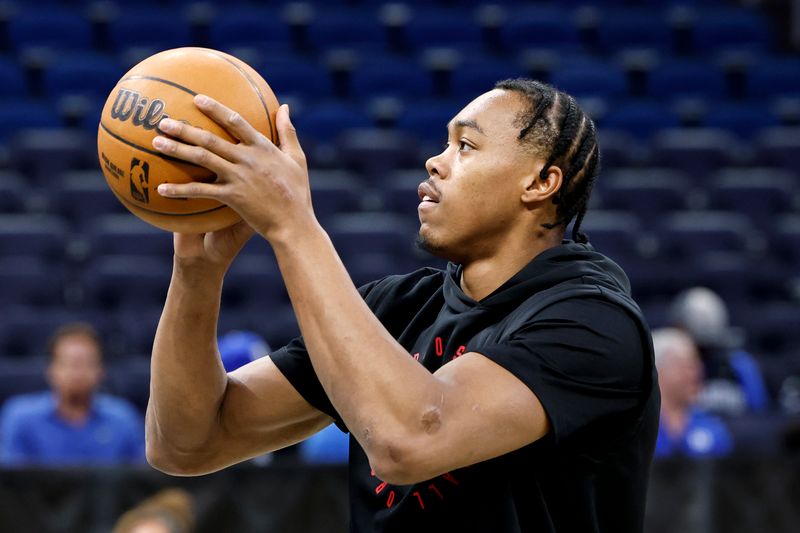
[271,241,660,533]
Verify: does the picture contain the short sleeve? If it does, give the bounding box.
[474,297,649,444]
[268,279,387,431]
[270,336,343,427]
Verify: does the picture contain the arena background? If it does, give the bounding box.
[0,0,798,531]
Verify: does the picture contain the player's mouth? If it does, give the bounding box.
[417,181,440,208]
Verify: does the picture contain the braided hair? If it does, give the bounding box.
[495,79,600,244]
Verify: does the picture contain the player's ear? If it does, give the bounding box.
[521,165,562,206]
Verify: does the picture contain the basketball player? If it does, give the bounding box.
[147,79,659,532]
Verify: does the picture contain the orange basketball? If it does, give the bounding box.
[97,47,279,233]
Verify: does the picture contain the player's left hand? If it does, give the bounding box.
[152,95,314,241]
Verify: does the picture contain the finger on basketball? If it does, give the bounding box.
[158,117,239,162]
[157,180,222,201]
[194,94,264,146]
[152,135,232,176]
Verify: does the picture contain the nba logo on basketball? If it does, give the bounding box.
[129,158,150,204]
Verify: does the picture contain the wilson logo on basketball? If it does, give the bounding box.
[110,88,168,130]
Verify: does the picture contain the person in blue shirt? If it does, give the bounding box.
[653,327,734,458]
[0,322,144,466]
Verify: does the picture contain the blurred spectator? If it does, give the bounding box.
[218,330,276,466]
[669,287,770,415]
[217,330,350,464]
[218,330,270,372]
[0,322,144,466]
[113,488,195,533]
[654,328,734,458]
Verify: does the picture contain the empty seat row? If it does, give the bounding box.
[0,3,778,57]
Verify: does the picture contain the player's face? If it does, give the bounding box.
[47,335,104,400]
[417,89,543,262]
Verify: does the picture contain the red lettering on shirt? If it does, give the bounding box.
[413,352,420,360]
[428,483,443,499]
[386,490,396,508]
[435,337,443,357]
[375,481,387,495]
[453,345,466,359]
[442,472,459,486]
[412,491,425,509]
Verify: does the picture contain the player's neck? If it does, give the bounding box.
[460,232,562,302]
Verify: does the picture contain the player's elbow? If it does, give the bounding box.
[368,407,446,485]
[145,433,212,476]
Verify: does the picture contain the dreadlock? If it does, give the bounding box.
[494,78,600,244]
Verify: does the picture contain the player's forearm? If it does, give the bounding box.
[146,260,228,460]
[270,223,446,465]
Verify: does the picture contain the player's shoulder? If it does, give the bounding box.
[359,266,446,301]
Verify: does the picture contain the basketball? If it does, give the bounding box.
[97,47,279,233]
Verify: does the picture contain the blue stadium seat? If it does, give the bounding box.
[10,129,94,185]
[293,103,372,143]
[772,215,800,268]
[8,9,92,52]
[600,168,691,225]
[651,128,742,180]
[704,103,780,139]
[692,9,773,55]
[82,255,172,311]
[450,59,526,99]
[259,60,333,100]
[0,101,61,143]
[579,210,644,264]
[335,128,422,178]
[602,101,680,139]
[0,171,25,214]
[105,356,151,413]
[53,171,127,228]
[351,59,432,99]
[43,53,121,100]
[499,7,581,51]
[550,61,627,99]
[596,9,672,53]
[657,211,756,261]
[0,357,48,406]
[404,8,482,52]
[648,60,727,100]
[0,214,67,262]
[108,8,193,53]
[208,6,291,50]
[754,127,800,172]
[309,170,363,222]
[0,307,108,357]
[221,255,286,310]
[107,306,163,357]
[746,57,800,99]
[0,257,64,308]
[0,58,27,98]
[706,168,796,230]
[327,213,418,269]
[747,302,800,358]
[308,10,385,52]
[395,100,462,143]
[86,214,174,258]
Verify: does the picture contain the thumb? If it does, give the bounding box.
[276,104,304,164]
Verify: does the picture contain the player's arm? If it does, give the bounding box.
[146,228,331,476]
[152,99,550,483]
[267,227,550,484]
